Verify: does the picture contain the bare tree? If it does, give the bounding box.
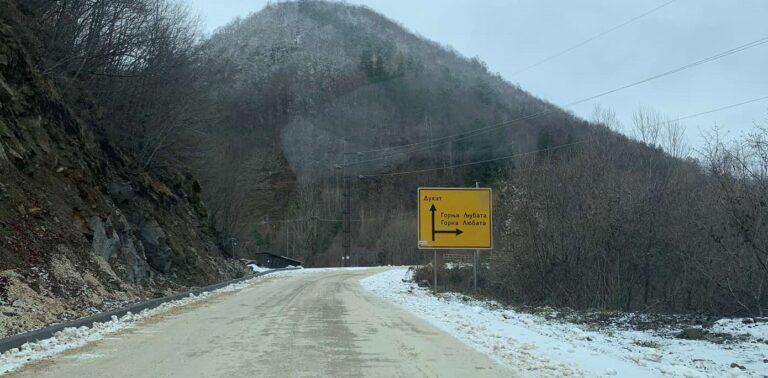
[632,106,662,146]
[701,125,768,315]
[663,119,688,158]
[591,104,622,132]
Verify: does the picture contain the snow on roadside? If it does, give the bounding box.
[248,265,306,273]
[712,318,768,342]
[248,264,271,273]
[0,269,304,375]
[361,269,766,378]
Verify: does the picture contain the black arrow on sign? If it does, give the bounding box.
[430,204,463,241]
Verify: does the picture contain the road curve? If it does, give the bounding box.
[10,268,515,377]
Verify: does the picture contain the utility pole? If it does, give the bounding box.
[312,215,318,260]
[342,138,351,268]
[230,238,239,260]
[343,175,351,266]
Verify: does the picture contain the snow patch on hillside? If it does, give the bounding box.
[361,268,767,378]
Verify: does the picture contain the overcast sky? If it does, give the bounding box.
[186,0,768,150]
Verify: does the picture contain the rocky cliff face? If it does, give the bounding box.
[0,1,245,338]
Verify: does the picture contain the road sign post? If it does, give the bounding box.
[473,250,478,291]
[474,181,479,292]
[418,188,493,250]
[433,250,438,293]
[418,187,492,294]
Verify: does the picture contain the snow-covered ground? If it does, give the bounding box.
[247,264,305,273]
[0,269,311,375]
[247,264,272,273]
[361,268,768,378]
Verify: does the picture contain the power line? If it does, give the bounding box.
[260,218,309,224]
[233,94,768,227]
[240,94,768,190]
[260,215,395,224]
[561,37,768,108]
[316,217,343,223]
[260,216,390,225]
[360,141,588,179]
[344,109,546,166]
[358,94,768,178]
[253,93,768,236]
[509,0,678,77]
[669,95,768,122]
[345,35,768,161]
[317,217,385,223]
[349,35,768,161]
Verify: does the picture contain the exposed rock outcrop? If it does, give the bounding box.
[0,0,247,338]
[139,219,172,273]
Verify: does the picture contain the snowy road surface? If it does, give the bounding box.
[8,268,515,377]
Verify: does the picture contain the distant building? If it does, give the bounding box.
[248,253,303,269]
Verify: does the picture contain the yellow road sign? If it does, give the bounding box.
[418,187,493,249]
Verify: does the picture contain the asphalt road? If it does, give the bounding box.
[11,268,515,378]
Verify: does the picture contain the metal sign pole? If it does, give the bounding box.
[433,250,438,293]
[473,249,478,292]
[418,185,492,294]
[474,182,479,292]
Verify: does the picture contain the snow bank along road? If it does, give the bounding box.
[6,268,515,377]
[363,269,768,378]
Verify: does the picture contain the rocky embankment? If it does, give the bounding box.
[0,1,246,338]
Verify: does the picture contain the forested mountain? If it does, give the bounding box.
[187,1,589,266]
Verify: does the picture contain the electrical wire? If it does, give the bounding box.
[358,94,768,178]
[344,35,768,161]
[260,216,390,224]
[510,0,678,77]
[359,140,587,178]
[240,96,768,188]
[249,95,768,224]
